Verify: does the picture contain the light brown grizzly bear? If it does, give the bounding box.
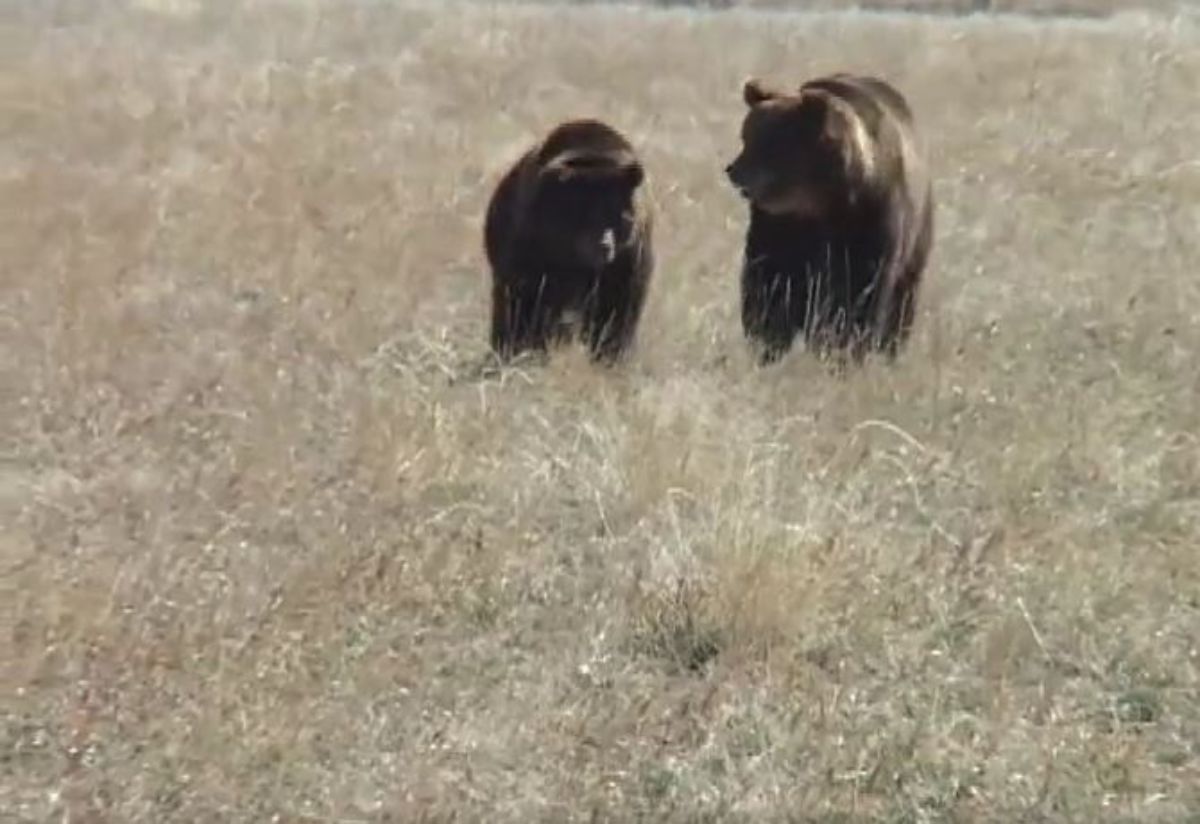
[725,73,934,365]
[484,119,654,365]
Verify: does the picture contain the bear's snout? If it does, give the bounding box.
[725,157,752,198]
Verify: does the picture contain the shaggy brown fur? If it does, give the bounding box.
[484,119,654,364]
[725,73,934,364]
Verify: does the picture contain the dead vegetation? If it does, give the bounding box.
[3,1,1199,821]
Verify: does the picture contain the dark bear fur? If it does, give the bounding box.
[484,119,654,365]
[725,73,934,365]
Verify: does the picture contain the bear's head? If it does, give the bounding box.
[529,121,646,270]
[726,78,872,217]
[531,150,644,270]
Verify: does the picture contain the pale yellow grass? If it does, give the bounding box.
[3,1,1200,821]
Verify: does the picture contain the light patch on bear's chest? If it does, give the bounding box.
[599,228,617,264]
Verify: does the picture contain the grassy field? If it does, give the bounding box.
[503,0,1188,18]
[4,1,1200,821]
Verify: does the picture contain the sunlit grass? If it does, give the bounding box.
[3,1,1199,820]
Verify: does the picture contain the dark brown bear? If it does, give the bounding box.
[484,119,653,364]
[725,73,934,364]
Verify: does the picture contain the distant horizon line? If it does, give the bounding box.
[470,0,1193,23]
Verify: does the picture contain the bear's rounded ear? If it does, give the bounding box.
[623,161,644,189]
[806,91,850,142]
[743,78,777,107]
[797,89,836,131]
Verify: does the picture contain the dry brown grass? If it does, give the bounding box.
[521,0,1190,19]
[4,1,1200,821]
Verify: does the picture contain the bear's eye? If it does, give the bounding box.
[750,131,786,157]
